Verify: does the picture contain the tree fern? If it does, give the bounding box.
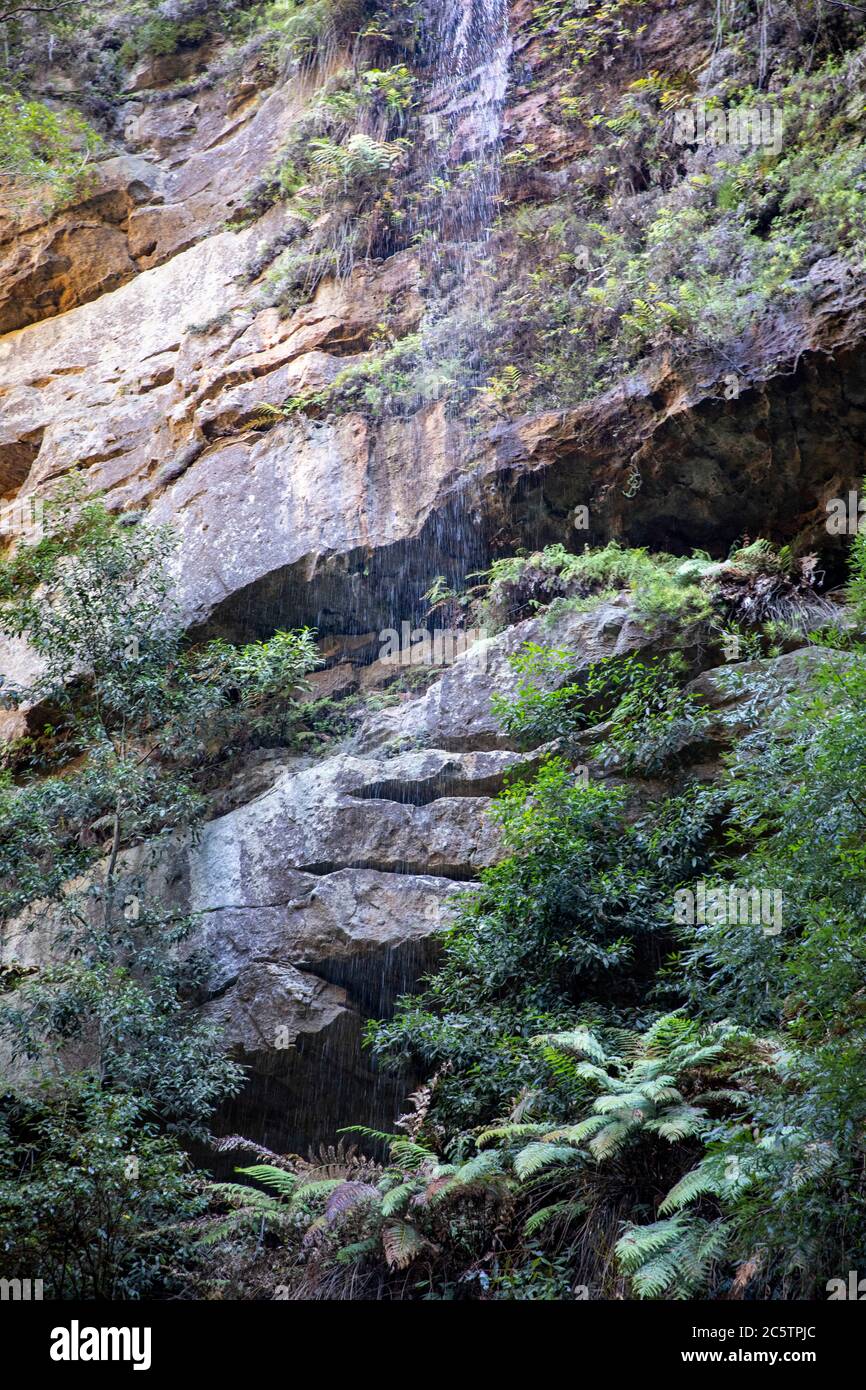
[476,1122,548,1149]
[658,1161,725,1215]
[523,1199,586,1237]
[513,1142,584,1180]
[617,1213,731,1298]
[235,1163,297,1199]
[380,1180,417,1217]
[643,1104,708,1142]
[381,1220,427,1270]
[531,1027,608,1063]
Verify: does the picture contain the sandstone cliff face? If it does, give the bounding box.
[2,0,864,1149]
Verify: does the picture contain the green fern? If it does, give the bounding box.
[590,1118,641,1160]
[513,1142,584,1180]
[235,1164,297,1199]
[427,1151,504,1203]
[644,1104,707,1142]
[289,1178,344,1208]
[618,1215,731,1298]
[531,1027,608,1063]
[380,1180,417,1217]
[617,1181,734,1297]
[198,1180,289,1248]
[210,1181,282,1208]
[307,133,405,186]
[335,1236,378,1265]
[523,1199,586,1237]
[381,1220,427,1269]
[658,1161,725,1215]
[476,1122,549,1149]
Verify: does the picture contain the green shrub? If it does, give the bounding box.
[476,543,713,632]
[368,760,721,1133]
[0,1078,203,1300]
[493,644,709,777]
[0,92,102,209]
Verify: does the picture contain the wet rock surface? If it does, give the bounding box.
[180,741,522,1148]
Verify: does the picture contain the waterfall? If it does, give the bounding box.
[333,0,514,651]
[362,0,514,634]
[424,0,511,246]
[419,0,511,258]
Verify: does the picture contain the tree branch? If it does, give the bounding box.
[0,2,78,22]
[820,0,866,12]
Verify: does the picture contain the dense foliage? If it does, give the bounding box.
[204,529,866,1300]
[0,489,321,1297]
[0,91,102,209]
[4,0,866,1306]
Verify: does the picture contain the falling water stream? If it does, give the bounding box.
[322,0,514,644]
[423,0,511,249]
[217,0,513,1156]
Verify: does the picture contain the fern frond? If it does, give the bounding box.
[428,1150,504,1203]
[593,1091,653,1114]
[476,1122,548,1148]
[630,1248,685,1298]
[556,1113,610,1143]
[338,1124,434,1170]
[681,1218,731,1288]
[196,1204,294,1248]
[289,1178,344,1208]
[380,1180,417,1217]
[211,1135,286,1163]
[235,1164,297,1199]
[501,363,521,390]
[523,1200,586,1237]
[643,1105,707,1142]
[641,1011,694,1055]
[589,1118,639,1160]
[335,1237,378,1265]
[573,1061,619,1086]
[209,1181,282,1210]
[692,1088,750,1107]
[638,1079,683,1104]
[513,1142,584,1180]
[617,1214,730,1299]
[381,1221,426,1269]
[196,1214,250,1247]
[616,1216,685,1272]
[325,1181,380,1221]
[389,1139,437,1170]
[425,1162,457,1182]
[338,1124,402,1145]
[658,1163,724,1215]
[532,1028,608,1063]
[667,1040,726,1072]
